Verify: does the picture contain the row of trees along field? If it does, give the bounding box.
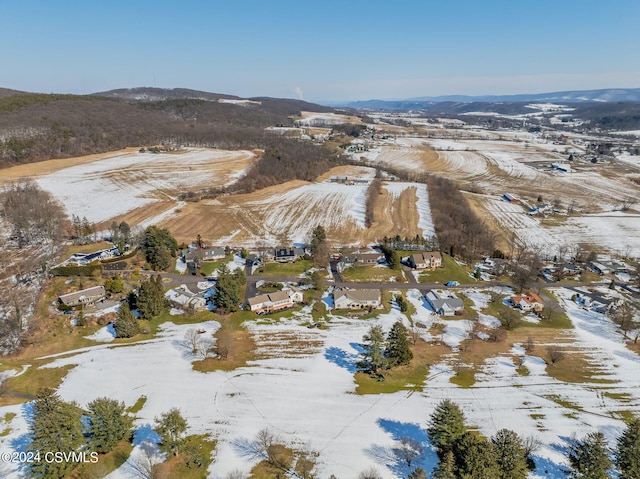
[426,399,640,479]
[24,388,204,479]
[354,157,495,261]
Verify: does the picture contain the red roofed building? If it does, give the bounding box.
[512,292,544,312]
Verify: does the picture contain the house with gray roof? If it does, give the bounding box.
[425,290,464,316]
[333,289,382,310]
[58,286,106,308]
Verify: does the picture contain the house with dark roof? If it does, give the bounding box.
[274,247,306,263]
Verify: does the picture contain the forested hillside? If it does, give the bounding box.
[0,88,333,166]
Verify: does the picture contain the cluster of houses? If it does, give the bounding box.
[571,288,623,314]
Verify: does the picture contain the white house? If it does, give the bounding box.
[511,292,544,312]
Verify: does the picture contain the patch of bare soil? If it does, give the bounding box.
[367,186,422,241]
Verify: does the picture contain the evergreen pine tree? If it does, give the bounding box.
[431,450,457,479]
[357,324,388,374]
[113,302,139,338]
[427,399,467,456]
[491,429,529,479]
[566,431,612,479]
[214,265,242,312]
[154,408,188,457]
[615,419,640,479]
[385,320,413,367]
[143,226,177,271]
[453,431,500,479]
[28,388,84,479]
[137,276,165,320]
[86,397,132,453]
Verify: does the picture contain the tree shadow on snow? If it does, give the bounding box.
[364,418,438,477]
[531,455,566,478]
[132,423,161,446]
[324,346,361,373]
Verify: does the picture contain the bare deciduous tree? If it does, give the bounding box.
[224,470,247,479]
[394,437,423,468]
[524,336,535,352]
[498,308,521,331]
[184,328,201,354]
[125,443,163,479]
[545,346,565,367]
[358,466,383,479]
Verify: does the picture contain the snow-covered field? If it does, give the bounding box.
[484,197,640,258]
[249,182,369,243]
[2,288,639,479]
[34,148,254,224]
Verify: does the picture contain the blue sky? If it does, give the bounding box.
[1,0,639,102]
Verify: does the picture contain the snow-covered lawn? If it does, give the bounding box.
[2,288,639,479]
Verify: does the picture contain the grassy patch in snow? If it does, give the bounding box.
[156,434,216,479]
[127,395,147,414]
[2,412,16,422]
[545,394,583,411]
[418,254,475,284]
[603,391,633,403]
[612,410,638,423]
[70,439,133,479]
[450,368,476,387]
[198,255,234,276]
[341,265,404,282]
[256,260,313,276]
[249,444,295,478]
[355,339,447,394]
[516,365,530,376]
[192,313,257,373]
[0,362,75,406]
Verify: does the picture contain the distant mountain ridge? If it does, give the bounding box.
[342,88,640,110]
[93,87,240,102]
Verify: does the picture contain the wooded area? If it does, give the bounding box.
[0,90,331,167]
